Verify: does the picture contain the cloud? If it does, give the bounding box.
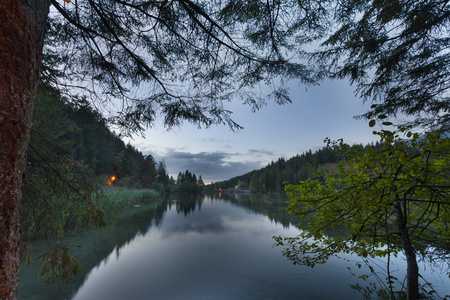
[247,149,275,157]
[201,137,231,144]
[153,148,267,183]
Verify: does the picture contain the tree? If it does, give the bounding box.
[22,84,104,239]
[197,175,205,188]
[0,3,49,298]
[175,169,202,193]
[2,0,449,297]
[1,1,319,297]
[249,175,261,193]
[236,179,246,190]
[176,172,184,184]
[115,144,141,178]
[275,128,450,300]
[141,155,157,188]
[43,0,319,132]
[156,160,168,186]
[64,97,120,173]
[315,0,450,129]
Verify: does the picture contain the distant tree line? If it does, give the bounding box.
[206,143,381,193]
[175,170,205,194]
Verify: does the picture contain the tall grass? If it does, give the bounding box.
[21,188,161,242]
[92,188,160,218]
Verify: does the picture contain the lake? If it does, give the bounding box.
[19,193,450,299]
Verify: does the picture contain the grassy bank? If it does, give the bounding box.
[19,188,162,286]
[21,188,161,243]
[92,188,160,223]
[94,188,160,211]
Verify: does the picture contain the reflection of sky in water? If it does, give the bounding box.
[68,197,449,300]
[71,199,351,299]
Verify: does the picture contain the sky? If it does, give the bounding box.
[123,79,383,184]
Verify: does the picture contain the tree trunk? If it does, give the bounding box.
[395,202,420,300]
[0,0,49,298]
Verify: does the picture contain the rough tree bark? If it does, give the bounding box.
[0,0,49,298]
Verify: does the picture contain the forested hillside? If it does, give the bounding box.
[25,84,163,189]
[24,83,206,199]
[208,143,379,193]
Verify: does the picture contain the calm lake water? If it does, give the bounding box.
[19,193,449,299]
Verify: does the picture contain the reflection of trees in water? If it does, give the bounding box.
[220,192,450,298]
[19,198,169,300]
[166,192,301,230]
[347,254,450,300]
[172,194,204,216]
[218,192,302,229]
[24,193,404,300]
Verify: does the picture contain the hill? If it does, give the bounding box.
[207,142,378,193]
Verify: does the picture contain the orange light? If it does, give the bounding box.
[108,176,116,185]
[64,0,71,3]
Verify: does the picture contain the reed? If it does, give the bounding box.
[91,188,160,222]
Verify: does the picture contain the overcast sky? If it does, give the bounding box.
[123,79,383,184]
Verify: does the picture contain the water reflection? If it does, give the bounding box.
[19,198,169,300]
[19,193,449,300]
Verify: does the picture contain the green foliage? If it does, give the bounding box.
[23,85,106,241]
[197,175,205,188]
[141,155,158,188]
[44,0,321,134]
[280,130,449,256]
[156,160,169,186]
[275,126,450,298]
[90,189,160,218]
[249,174,261,193]
[26,84,160,188]
[22,188,159,285]
[175,170,204,194]
[316,0,450,129]
[38,243,84,285]
[21,84,165,285]
[350,282,407,300]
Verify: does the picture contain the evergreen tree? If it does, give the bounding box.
[197,175,205,188]
[141,155,157,188]
[156,160,169,186]
[176,172,184,185]
[2,0,449,297]
[2,2,317,295]
[315,0,450,129]
[249,175,260,193]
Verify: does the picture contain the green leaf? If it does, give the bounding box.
[369,120,376,127]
